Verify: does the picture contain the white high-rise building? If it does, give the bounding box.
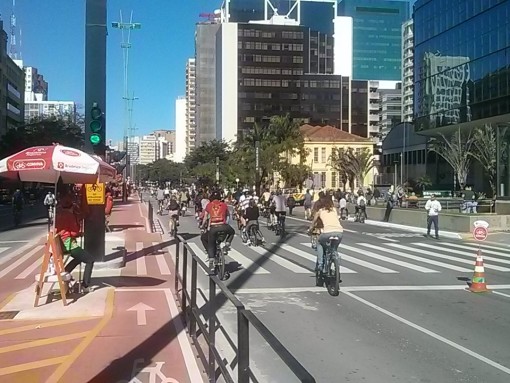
[24,101,76,122]
[379,87,403,139]
[185,58,196,154]
[174,97,187,163]
[127,136,140,165]
[139,135,160,165]
[401,19,414,122]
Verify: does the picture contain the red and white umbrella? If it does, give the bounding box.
[0,145,116,184]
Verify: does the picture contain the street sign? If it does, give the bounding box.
[85,183,105,205]
[473,226,488,241]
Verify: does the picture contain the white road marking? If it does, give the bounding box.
[278,244,357,273]
[235,287,326,294]
[251,246,310,273]
[186,243,214,276]
[0,245,44,279]
[342,290,510,376]
[0,247,8,254]
[136,242,147,275]
[360,243,473,272]
[441,242,510,259]
[0,240,40,268]
[415,243,510,268]
[15,257,42,279]
[152,242,171,275]
[462,242,510,251]
[228,248,270,274]
[493,291,510,299]
[390,244,510,272]
[343,244,438,273]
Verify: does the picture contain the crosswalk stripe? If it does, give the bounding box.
[360,243,472,272]
[153,242,171,275]
[390,244,510,272]
[279,244,357,273]
[343,244,438,273]
[136,242,147,275]
[462,242,510,253]
[299,243,398,273]
[251,246,310,273]
[0,247,8,254]
[15,257,42,279]
[0,245,44,279]
[415,243,510,266]
[227,248,271,274]
[441,243,510,259]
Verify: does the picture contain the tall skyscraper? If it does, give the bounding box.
[401,19,413,122]
[174,97,187,163]
[185,58,196,154]
[338,0,411,81]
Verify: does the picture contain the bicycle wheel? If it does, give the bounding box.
[216,248,226,280]
[326,255,340,296]
[280,221,285,238]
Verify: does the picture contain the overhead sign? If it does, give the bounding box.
[85,183,105,205]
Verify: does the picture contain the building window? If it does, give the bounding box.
[321,147,327,163]
[293,56,304,64]
[321,172,326,188]
[331,172,337,188]
[314,147,319,163]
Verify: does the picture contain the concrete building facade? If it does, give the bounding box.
[401,19,414,122]
[174,97,187,163]
[139,135,160,165]
[24,101,76,122]
[185,58,196,153]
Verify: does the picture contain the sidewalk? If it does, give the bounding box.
[0,195,204,383]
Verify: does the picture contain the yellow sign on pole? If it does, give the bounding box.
[85,183,105,205]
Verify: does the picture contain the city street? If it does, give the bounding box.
[156,202,510,383]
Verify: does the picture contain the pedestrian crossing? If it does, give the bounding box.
[173,239,510,278]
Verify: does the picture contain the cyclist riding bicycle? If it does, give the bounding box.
[355,193,367,221]
[200,191,235,265]
[271,189,287,228]
[156,186,165,212]
[166,195,180,235]
[309,196,343,272]
[243,198,265,245]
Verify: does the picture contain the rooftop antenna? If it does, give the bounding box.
[9,0,17,59]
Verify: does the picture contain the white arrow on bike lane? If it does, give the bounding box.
[127,302,155,326]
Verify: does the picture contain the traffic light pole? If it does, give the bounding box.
[84,0,107,261]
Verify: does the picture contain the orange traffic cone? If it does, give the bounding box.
[469,250,489,293]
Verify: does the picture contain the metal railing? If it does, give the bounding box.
[173,235,316,383]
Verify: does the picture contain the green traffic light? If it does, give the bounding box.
[90,120,102,133]
[90,134,101,145]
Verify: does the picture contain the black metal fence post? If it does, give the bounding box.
[238,309,250,383]
[182,245,188,315]
[174,239,180,292]
[189,256,197,336]
[147,200,153,233]
[209,277,216,383]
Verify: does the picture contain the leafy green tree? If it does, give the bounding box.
[0,115,84,158]
[329,148,352,190]
[348,148,375,188]
[279,162,311,189]
[415,175,433,196]
[136,159,187,185]
[429,128,474,190]
[184,140,230,170]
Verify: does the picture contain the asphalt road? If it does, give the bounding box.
[153,200,510,383]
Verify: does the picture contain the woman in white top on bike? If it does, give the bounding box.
[309,196,343,271]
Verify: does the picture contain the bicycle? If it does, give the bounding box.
[274,212,286,238]
[310,228,320,250]
[169,213,179,238]
[157,200,164,216]
[210,231,230,281]
[316,235,341,296]
[354,207,366,223]
[242,222,263,247]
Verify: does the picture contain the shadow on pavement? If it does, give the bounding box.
[0,218,47,233]
[95,275,167,288]
[108,224,144,232]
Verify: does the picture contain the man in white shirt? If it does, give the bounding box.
[425,194,442,239]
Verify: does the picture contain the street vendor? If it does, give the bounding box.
[54,193,95,292]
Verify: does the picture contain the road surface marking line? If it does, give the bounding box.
[250,246,310,273]
[0,331,89,354]
[414,243,510,270]
[300,243,398,273]
[0,247,8,254]
[227,248,271,274]
[0,241,36,268]
[342,290,510,375]
[136,242,147,275]
[0,245,44,279]
[440,242,510,259]
[342,244,438,273]
[0,356,67,377]
[153,242,171,275]
[0,317,95,336]
[186,243,216,276]
[46,288,115,383]
[389,244,510,272]
[235,287,326,294]
[341,284,510,292]
[461,242,510,252]
[0,292,16,310]
[360,243,472,272]
[493,291,510,299]
[15,257,42,279]
[278,244,357,273]
[164,289,204,382]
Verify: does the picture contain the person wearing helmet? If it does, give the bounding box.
[200,190,235,263]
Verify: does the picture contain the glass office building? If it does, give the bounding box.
[414,0,510,133]
[337,0,410,81]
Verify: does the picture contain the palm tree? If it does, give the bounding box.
[346,148,374,188]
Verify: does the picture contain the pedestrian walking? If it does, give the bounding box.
[383,194,394,222]
[424,194,442,239]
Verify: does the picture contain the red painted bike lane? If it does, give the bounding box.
[0,197,205,383]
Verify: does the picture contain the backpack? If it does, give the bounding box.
[167,199,179,211]
[359,198,366,207]
[209,201,225,224]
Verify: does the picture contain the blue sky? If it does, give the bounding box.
[0,0,218,142]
